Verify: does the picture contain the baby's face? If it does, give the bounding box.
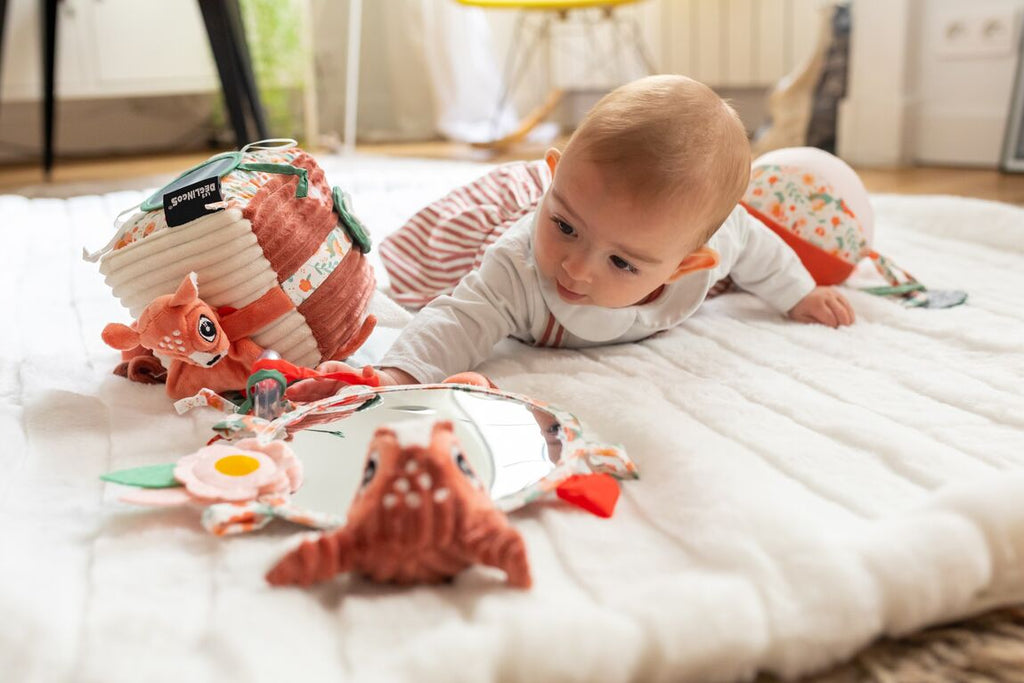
[534,154,702,308]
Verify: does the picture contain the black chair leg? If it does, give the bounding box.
[223,0,267,140]
[42,0,58,177]
[198,0,270,147]
[198,0,253,147]
[0,0,7,126]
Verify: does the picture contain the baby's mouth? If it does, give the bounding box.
[556,281,586,303]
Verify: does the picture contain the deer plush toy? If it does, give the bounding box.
[102,272,264,400]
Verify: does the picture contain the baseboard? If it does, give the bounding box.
[0,95,219,165]
[911,109,1009,168]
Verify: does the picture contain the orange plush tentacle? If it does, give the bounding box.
[265,528,355,587]
[463,511,532,588]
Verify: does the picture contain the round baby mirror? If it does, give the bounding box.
[101,383,635,535]
[286,386,566,519]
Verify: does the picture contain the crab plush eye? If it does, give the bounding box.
[360,451,379,488]
[197,315,217,342]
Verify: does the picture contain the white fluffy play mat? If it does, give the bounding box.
[1,154,1023,683]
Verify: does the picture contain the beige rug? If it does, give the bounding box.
[794,605,1024,682]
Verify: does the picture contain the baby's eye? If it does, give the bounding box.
[552,218,575,237]
[610,255,638,274]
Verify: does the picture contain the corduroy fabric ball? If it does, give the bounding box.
[98,144,376,375]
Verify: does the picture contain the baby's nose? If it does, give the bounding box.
[561,252,591,282]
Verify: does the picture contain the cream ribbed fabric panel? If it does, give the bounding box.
[99,208,318,366]
[100,210,249,278]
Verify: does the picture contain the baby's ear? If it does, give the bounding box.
[667,247,719,282]
[544,148,561,177]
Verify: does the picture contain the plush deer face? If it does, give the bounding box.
[103,273,231,368]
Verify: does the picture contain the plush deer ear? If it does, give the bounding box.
[102,322,141,351]
[169,272,200,307]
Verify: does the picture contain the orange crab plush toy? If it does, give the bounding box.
[102,272,266,400]
[266,420,532,589]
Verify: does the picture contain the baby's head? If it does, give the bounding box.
[534,74,750,308]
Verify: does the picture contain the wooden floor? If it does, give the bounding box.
[3,141,1024,205]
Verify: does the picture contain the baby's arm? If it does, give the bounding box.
[723,208,854,326]
[288,231,535,402]
[289,256,530,401]
[282,360,415,403]
[379,256,532,383]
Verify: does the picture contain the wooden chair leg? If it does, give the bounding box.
[470,88,563,151]
[475,12,553,149]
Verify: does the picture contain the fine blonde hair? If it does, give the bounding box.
[564,74,751,247]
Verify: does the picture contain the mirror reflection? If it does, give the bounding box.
[289,388,563,518]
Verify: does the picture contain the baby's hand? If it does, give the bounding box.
[788,287,855,328]
[284,361,371,403]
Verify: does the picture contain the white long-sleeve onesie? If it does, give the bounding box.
[381,204,816,383]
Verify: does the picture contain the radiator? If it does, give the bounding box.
[548,0,824,90]
[660,0,823,88]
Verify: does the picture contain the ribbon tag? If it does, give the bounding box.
[164,175,224,227]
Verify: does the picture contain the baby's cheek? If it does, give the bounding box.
[532,240,554,279]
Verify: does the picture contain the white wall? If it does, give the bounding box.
[840,0,1024,167]
[910,0,1023,166]
[312,1,420,143]
[21,0,1017,168]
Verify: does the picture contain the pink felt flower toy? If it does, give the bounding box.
[174,438,303,503]
[116,438,302,508]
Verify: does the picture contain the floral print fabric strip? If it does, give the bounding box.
[743,164,868,267]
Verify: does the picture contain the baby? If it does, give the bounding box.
[316,75,853,390]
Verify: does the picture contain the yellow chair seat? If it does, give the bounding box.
[455,0,642,10]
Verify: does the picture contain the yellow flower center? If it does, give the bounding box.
[214,454,261,477]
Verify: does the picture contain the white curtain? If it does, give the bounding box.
[411,1,519,142]
[315,0,518,144]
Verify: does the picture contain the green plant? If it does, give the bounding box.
[240,0,305,140]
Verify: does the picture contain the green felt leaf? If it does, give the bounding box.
[305,429,345,438]
[101,463,181,489]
